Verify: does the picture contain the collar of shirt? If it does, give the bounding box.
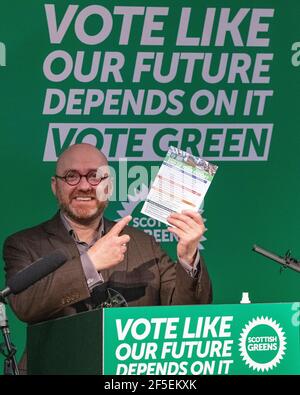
[59,211,104,248]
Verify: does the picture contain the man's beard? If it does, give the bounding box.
[57,189,107,225]
[59,202,107,225]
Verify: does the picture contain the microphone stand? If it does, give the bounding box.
[253,245,300,273]
[0,297,19,375]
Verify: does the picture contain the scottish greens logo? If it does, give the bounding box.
[239,316,286,372]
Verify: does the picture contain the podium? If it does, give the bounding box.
[28,309,103,374]
[27,303,300,375]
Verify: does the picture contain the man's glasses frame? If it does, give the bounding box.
[55,169,109,186]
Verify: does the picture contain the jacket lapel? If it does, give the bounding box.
[42,212,79,259]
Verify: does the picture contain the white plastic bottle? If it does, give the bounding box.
[240,292,251,304]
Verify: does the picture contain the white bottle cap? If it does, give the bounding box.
[240,292,251,304]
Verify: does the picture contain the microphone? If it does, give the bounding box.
[90,284,128,308]
[1,249,68,298]
[102,288,128,308]
[253,244,300,273]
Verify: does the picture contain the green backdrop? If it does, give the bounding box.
[0,0,300,365]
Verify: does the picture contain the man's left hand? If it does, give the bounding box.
[167,210,206,266]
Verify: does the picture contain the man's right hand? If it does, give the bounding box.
[87,215,132,271]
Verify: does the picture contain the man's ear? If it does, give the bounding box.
[51,176,57,196]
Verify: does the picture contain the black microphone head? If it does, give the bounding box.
[7,249,67,295]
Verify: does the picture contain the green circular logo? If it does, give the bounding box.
[239,316,286,372]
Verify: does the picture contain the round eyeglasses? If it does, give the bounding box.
[55,170,109,186]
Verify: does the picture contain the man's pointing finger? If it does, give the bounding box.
[109,215,132,236]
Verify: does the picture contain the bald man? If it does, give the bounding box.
[3,143,212,373]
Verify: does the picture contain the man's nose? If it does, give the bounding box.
[77,175,93,190]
